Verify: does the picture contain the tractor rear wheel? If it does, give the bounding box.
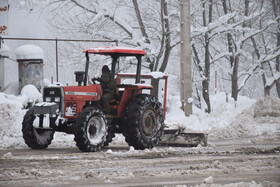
[22,108,54,149]
[104,125,115,146]
[74,107,107,152]
[123,94,165,150]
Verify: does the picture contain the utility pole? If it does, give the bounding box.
[180,0,192,116]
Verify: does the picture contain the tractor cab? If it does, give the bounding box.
[78,47,165,118]
[83,47,146,84]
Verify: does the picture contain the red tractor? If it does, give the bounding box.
[22,47,166,152]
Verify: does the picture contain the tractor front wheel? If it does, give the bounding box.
[22,108,55,149]
[123,94,165,150]
[74,107,107,152]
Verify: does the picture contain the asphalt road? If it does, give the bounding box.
[0,136,280,187]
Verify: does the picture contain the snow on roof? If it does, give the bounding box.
[83,46,146,56]
[150,72,165,79]
[15,44,44,60]
[0,44,10,57]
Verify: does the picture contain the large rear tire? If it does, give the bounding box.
[74,107,107,152]
[104,125,115,147]
[123,94,165,150]
[22,108,54,149]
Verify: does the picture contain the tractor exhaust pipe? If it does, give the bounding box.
[84,51,90,86]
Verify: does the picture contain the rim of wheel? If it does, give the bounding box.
[142,107,158,138]
[86,116,106,145]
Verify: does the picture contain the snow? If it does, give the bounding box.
[203,176,214,184]
[188,97,194,103]
[0,43,10,57]
[15,44,44,60]
[135,83,153,88]
[2,152,13,158]
[85,46,145,54]
[35,102,56,107]
[165,92,256,133]
[150,71,165,79]
[0,84,42,109]
[188,181,264,187]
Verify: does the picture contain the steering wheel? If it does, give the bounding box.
[90,79,97,85]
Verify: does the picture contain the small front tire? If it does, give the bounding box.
[22,108,54,149]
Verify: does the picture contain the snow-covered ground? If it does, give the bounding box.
[0,84,280,149]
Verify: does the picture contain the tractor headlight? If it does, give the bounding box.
[54,97,60,102]
[45,97,51,102]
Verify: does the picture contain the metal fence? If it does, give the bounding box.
[0,37,117,82]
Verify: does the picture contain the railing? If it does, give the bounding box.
[0,37,118,82]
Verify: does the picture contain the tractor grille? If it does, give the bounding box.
[43,87,64,112]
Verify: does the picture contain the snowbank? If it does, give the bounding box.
[0,101,26,149]
[210,96,280,139]
[0,84,42,109]
[165,92,256,132]
[0,85,43,149]
[166,93,280,140]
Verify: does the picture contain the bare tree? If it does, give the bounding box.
[272,0,280,97]
[43,0,177,97]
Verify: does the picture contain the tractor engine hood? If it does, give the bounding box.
[63,85,102,101]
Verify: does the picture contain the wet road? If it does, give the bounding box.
[0,135,280,187]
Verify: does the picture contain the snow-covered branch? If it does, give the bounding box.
[70,0,134,38]
[191,12,237,39]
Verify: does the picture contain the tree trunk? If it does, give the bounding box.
[151,79,160,97]
[231,0,249,101]
[203,33,211,113]
[223,0,239,101]
[201,0,212,113]
[151,0,172,98]
[132,0,155,71]
[276,31,280,98]
[192,44,203,109]
[272,0,280,98]
[231,57,239,101]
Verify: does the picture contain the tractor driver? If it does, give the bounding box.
[92,65,116,114]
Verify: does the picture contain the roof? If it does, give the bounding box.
[83,47,146,56]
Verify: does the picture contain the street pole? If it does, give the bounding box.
[180,0,192,116]
[55,38,58,82]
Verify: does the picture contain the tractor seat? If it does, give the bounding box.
[109,98,118,104]
[109,86,122,104]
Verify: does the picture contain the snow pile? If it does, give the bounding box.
[0,101,26,149]
[15,44,44,60]
[211,96,280,139]
[254,96,280,117]
[166,92,256,132]
[166,93,280,139]
[0,85,43,149]
[0,84,42,109]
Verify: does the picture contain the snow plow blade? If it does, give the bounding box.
[159,129,207,147]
